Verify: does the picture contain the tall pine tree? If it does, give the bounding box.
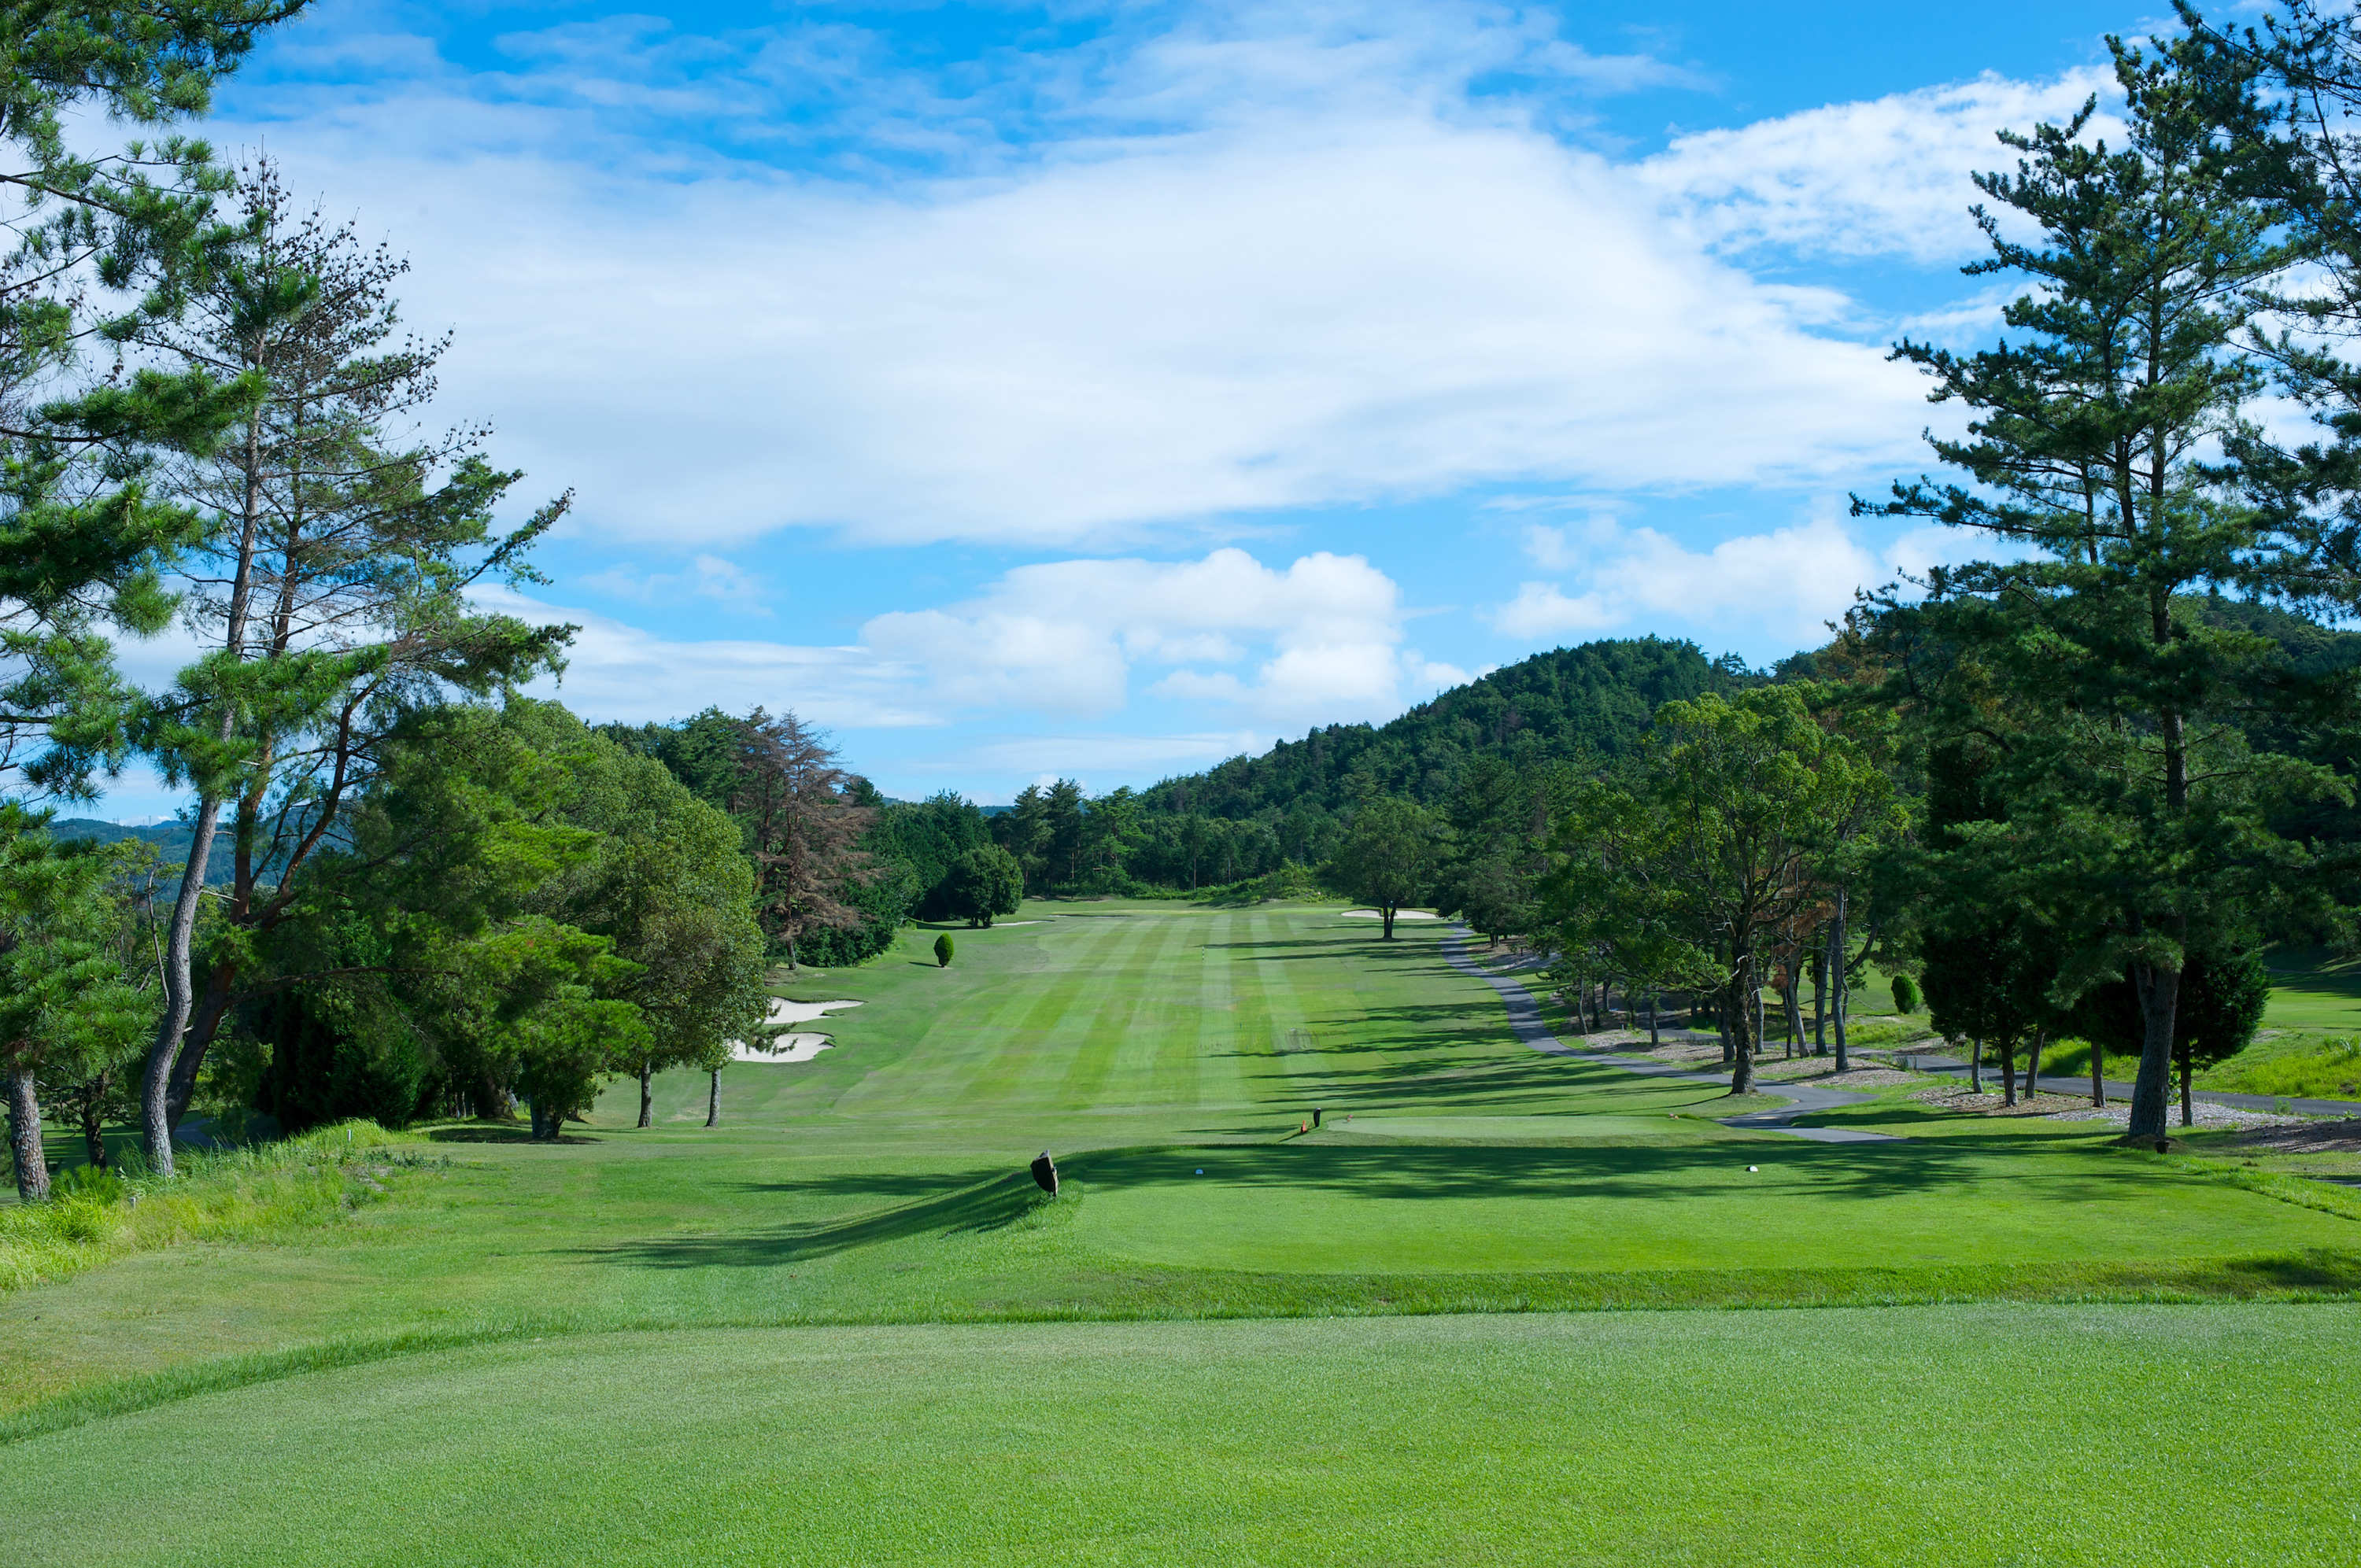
[1860,32,2349,1140]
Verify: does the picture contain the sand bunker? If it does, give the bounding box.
[730,998,862,1063]
[1341,908,1441,921]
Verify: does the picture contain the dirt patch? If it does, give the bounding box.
[1914,1084,2096,1117]
[2233,1117,2361,1153]
[1757,1065,1921,1089]
[1607,1035,1724,1064]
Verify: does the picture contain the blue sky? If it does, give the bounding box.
[94,0,2176,814]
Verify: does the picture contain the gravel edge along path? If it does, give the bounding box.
[1439,930,1901,1144]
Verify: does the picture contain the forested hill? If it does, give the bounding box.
[1142,636,1740,820]
[46,817,236,884]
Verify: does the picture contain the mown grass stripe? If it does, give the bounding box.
[1056,917,1175,1112]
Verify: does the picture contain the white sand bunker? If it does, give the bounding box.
[1341,908,1441,921]
[730,998,862,1063]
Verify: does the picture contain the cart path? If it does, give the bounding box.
[1439,928,1901,1143]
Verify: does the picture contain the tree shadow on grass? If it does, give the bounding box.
[593,1170,1048,1269]
[1062,1137,2174,1208]
[733,1168,1011,1200]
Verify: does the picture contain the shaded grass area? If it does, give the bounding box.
[10,1306,2359,1567]
[2263,945,2361,1031]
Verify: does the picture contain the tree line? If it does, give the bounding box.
[0,3,796,1194]
[1325,13,2361,1146]
[13,4,2361,1190]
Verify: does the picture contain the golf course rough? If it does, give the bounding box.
[6,903,2358,1566]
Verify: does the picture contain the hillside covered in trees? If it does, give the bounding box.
[1144,636,1742,821]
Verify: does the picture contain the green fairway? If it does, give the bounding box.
[1067,1132,2361,1274]
[9,1305,2356,1568]
[7,900,2360,1563]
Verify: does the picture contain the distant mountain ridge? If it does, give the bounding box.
[47,817,238,885]
[1141,636,1740,821]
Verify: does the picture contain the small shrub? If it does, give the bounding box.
[1,1120,410,1293]
[50,1164,127,1205]
[934,932,955,968]
[1890,974,1920,1014]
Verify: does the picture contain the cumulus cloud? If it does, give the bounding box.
[482,545,1451,729]
[1491,512,1986,648]
[1641,68,2123,263]
[866,547,1453,724]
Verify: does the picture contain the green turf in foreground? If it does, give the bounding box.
[7,903,2361,1566]
[7,1305,2355,1568]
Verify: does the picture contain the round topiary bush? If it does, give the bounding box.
[933,932,955,968]
[1891,973,1919,1014]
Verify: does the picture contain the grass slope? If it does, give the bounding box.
[8,1305,2357,1567]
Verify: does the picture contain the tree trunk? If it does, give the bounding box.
[1381,905,1395,940]
[144,795,224,1175]
[2178,1038,2193,1130]
[164,961,239,1133]
[2000,1035,2018,1107]
[6,1066,49,1202]
[1648,992,1660,1049]
[1968,1036,1982,1094]
[1812,946,1827,1057]
[1728,955,1757,1094]
[1829,893,1849,1074]
[2126,957,2181,1139]
[79,1068,110,1168]
[638,1060,654,1129]
[706,1068,720,1127]
[2090,1031,2105,1107]
[475,1071,512,1121]
[2027,1027,2045,1102]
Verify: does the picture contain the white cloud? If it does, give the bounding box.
[1493,511,1939,647]
[868,547,1438,724]
[482,544,1450,729]
[474,587,938,730]
[207,7,1953,552]
[1642,68,2123,264]
[575,554,774,614]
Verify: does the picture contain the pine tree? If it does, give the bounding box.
[1858,32,2349,1139]
[129,163,569,1171]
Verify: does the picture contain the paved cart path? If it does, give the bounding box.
[1439,928,1901,1143]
